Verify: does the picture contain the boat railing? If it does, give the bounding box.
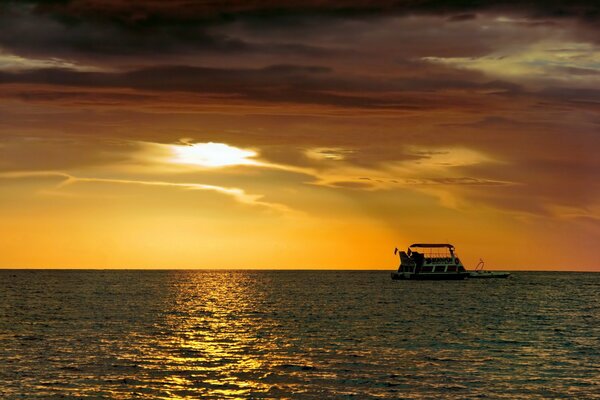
[424,257,455,264]
[475,259,485,271]
[417,251,456,259]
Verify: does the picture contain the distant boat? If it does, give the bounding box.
[391,243,470,280]
[468,259,511,279]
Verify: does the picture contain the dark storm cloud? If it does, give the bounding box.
[8,89,155,104]
[538,87,600,109]
[0,64,521,110]
[446,13,477,22]
[0,0,598,63]
[21,1,600,24]
[0,2,331,62]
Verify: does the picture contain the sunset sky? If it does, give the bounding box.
[0,0,598,270]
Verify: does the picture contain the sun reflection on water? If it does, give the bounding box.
[125,271,290,398]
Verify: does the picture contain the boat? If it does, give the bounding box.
[391,243,470,280]
[468,259,511,279]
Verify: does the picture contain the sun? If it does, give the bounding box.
[171,142,259,168]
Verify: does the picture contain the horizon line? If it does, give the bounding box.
[1,268,599,273]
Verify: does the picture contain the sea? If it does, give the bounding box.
[0,270,598,399]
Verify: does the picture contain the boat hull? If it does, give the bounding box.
[468,271,511,279]
[391,272,469,280]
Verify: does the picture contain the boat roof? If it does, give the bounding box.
[409,243,454,249]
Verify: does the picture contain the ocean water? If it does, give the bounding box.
[0,271,598,399]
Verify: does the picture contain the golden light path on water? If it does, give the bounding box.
[159,273,271,398]
[113,272,313,399]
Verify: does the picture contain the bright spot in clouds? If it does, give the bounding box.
[171,142,259,168]
[422,40,600,85]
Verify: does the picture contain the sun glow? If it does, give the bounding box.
[171,142,259,168]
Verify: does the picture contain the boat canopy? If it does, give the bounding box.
[409,243,454,249]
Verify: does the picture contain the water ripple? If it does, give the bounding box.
[1,270,599,399]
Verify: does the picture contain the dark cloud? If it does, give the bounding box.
[20,1,600,25]
[538,87,600,110]
[0,63,526,111]
[0,0,598,65]
[7,88,156,105]
[447,13,477,22]
[0,2,332,63]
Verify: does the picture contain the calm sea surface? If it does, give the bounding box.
[0,271,598,399]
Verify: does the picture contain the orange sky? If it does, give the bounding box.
[0,1,598,270]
